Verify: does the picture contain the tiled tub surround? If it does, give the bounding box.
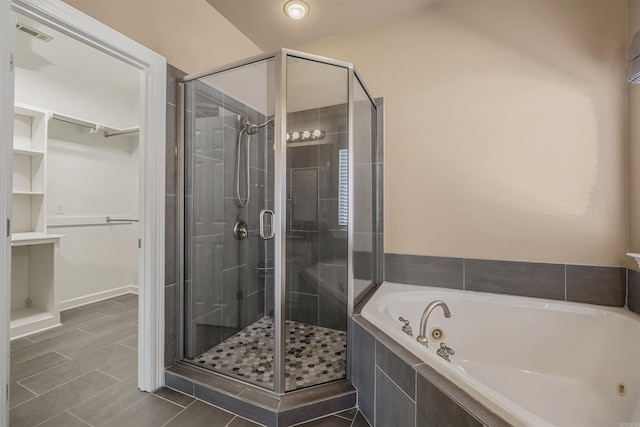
[359,282,640,427]
[351,315,508,427]
[385,254,627,307]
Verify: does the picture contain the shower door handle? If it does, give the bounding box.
[259,209,275,240]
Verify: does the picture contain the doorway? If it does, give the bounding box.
[0,1,167,426]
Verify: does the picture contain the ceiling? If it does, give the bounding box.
[15,15,140,97]
[206,0,457,51]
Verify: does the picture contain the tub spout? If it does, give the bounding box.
[416,300,451,347]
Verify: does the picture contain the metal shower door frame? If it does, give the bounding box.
[178,48,376,395]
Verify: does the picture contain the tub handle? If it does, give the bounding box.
[398,317,413,337]
[437,343,455,362]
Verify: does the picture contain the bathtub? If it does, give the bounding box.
[361,282,640,427]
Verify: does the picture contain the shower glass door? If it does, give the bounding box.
[182,58,277,390]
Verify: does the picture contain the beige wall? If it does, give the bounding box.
[63,0,262,74]
[298,0,629,266]
[630,0,640,267]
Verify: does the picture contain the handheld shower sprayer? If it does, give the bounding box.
[235,115,273,207]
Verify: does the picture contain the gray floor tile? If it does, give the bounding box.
[11,351,71,383]
[10,371,119,427]
[37,411,91,427]
[101,395,183,427]
[61,300,124,322]
[294,415,352,427]
[109,293,138,305]
[352,411,372,427]
[335,408,357,421]
[97,347,138,380]
[163,400,235,427]
[153,387,195,408]
[27,313,112,343]
[118,333,138,350]
[227,416,265,427]
[55,323,137,359]
[9,382,36,408]
[99,301,138,317]
[11,330,93,364]
[76,310,137,335]
[19,342,134,395]
[68,375,147,427]
[10,338,36,351]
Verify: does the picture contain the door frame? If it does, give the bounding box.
[0,2,166,424]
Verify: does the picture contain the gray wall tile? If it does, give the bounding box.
[375,341,415,399]
[289,292,318,325]
[166,104,177,195]
[465,259,564,300]
[566,265,626,306]
[375,367,416,427]
[385,254,463,289]
[165,284,177,367]
[165,195,177,286]
[166,64,185,107]
[416,374,481,427]
[278,393,355,426]
[629,269,640,314]
[165,371,194,396]
[351,320,375,425]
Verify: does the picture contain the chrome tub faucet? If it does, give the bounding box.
[416,300,451,347]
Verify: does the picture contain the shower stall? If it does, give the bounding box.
[178,49,381,398]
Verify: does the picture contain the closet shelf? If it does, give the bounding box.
[12,191,45,196]
[12,232,64,246]
[13,147,45,157]
[10,307,54,328]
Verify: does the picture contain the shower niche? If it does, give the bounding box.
[177,49,381,423]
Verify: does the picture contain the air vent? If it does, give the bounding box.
[16,23,54,42]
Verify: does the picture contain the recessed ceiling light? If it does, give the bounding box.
[284,0,309,20]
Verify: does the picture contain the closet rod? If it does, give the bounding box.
[104,129,139,138]
[51,114,97,131]
[51,113,139,137]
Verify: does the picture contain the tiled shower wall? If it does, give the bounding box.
[285,105,349,331]
[165,64,184,368]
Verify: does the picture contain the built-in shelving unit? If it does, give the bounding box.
[11,104,63,339]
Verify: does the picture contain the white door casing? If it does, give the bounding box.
[0,1,16,426]
[0,3,166,425]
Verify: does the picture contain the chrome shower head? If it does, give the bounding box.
[245,124,260,135]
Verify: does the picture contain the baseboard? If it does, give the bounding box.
[59,285,139,311]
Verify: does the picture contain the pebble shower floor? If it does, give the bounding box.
[193,318,347,391]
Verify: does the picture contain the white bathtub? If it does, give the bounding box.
[361,282,640,427]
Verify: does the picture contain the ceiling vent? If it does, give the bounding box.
[16,23,54,42]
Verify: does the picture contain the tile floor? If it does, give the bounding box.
[192,318,347,391]
[9,295,370,427]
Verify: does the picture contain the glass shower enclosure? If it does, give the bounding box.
[179,49,379,395]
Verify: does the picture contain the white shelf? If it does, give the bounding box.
[11,104,60,339]
[13,147,45,157]
[10,307,59,339]
[12,191,45,196]
[12,232,64,246]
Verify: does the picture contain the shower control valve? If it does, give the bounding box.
[233,220,248,240]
